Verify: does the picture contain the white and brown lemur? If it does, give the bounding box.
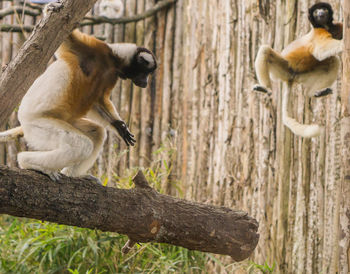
[254,2,343,138]
[0,29,157,181]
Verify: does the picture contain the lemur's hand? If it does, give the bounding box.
[112,120,136,146]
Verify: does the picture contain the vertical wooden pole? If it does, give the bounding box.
[130,0,144,168]
[139,0,155,168]
[0,0,13,166]
[340,1,350,273]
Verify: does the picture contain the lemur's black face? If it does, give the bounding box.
[313,7,330,26]
[308,2,333,28]
[124,48,157,88]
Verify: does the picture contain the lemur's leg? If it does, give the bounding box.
[254,45,291,93]
[18,118,93,181]
[61,118,106,181]
[295,56,340,97]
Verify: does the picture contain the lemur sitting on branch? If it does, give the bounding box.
[0,29,157,182]
[254,2,343,138]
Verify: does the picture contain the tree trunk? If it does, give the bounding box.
[0,166,259,261]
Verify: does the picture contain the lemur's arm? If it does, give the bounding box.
[88,96,135,146]
[311,29,343,61]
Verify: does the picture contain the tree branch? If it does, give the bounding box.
[0,166,259,261]
[0,0,98,127]
[0,0,177,33]
[0,5,41,19]
[81,0,176,26]
[0,23,34,33]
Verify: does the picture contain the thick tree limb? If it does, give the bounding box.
[0,0,98,127]
[0,166,259,261]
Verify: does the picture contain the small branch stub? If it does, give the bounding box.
[133,170,152,189]
[122,240,136,254]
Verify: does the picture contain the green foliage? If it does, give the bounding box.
[248,260,276,273]
[112,142,182,196]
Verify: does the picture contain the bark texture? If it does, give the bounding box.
[0,166,259,261]
[340,2,350,272]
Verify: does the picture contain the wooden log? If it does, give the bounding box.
[0,166,259,261]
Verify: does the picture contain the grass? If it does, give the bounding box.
[0,216,275,274]
[0,215,210,273]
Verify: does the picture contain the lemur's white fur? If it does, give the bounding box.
[108,43,137,63]
[18,61,71,122]
[17,61,102,177]
[99,0,124,18]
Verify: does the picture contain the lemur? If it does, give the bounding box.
[253,2,343,138]
[0,29,157,182]
[99,0,124,18]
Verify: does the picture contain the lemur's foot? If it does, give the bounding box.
[253,85,272,95]
[314,88,333,98]
[31,169,63,182]
[48,172,63,181]
[81,175,102,185]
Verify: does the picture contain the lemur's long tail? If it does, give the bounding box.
[0,126,24,142]
[282,83,323,138]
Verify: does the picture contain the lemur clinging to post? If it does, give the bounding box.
[254,2,343,138]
